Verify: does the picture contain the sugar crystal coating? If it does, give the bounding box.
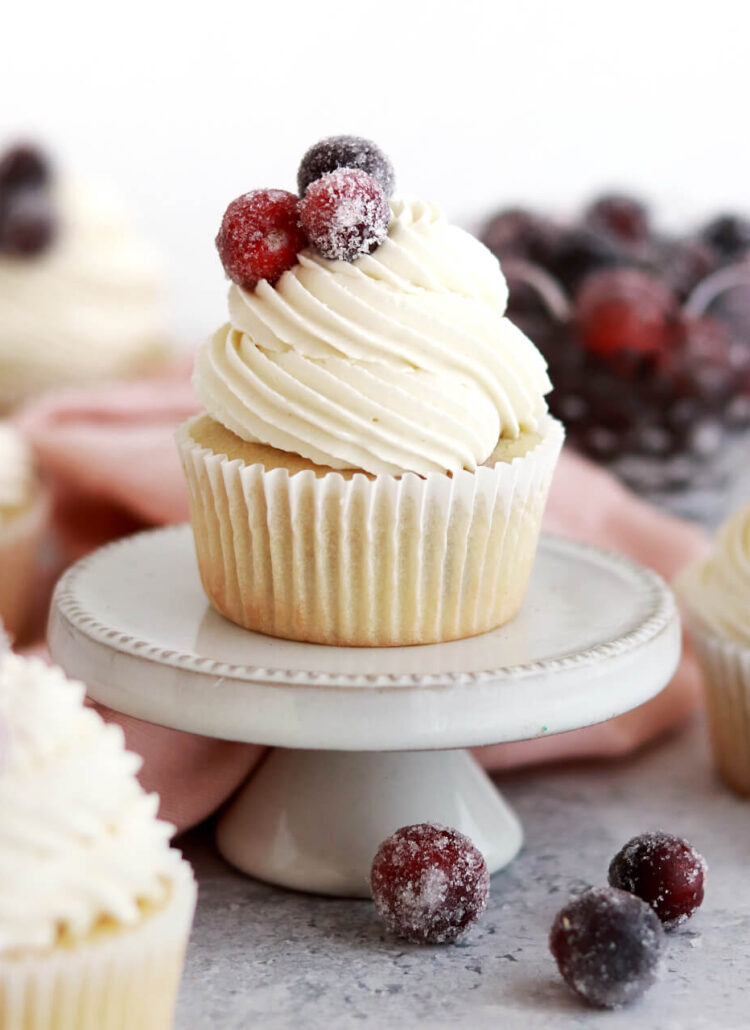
[215,188,308,290]
[549,886,664,1009]
[299,169,389,263]
[297,135,395,197]
[608,831,707,928]
[369,823,490,944]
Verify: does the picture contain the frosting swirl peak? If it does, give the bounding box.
[194,198,551,476]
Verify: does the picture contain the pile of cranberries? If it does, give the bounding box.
[480,195,750,497]
[368,822,706,1012]
[0,144,57,257]
[215,136,395,291]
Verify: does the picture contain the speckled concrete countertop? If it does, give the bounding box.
[176,718,747,1029]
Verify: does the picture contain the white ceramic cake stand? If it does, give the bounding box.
[48,525,680,898]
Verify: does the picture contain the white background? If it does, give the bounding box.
[3,0,748,341]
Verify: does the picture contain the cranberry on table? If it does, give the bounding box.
[608,831,707,928]
[575,267,679,359]
[0,189,56,257]
[583,192,650,246]
[297,135,395,197]
[215,189,308,290]
[660,236,719,300]
[700,214,750,260]
[0,144,50,193]
[543,227,623,296]
[480,207,559,265]
[299,168,390,262]
[369,823,490,944]
[549,886,664,1009]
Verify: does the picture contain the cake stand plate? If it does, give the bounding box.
[48,526,680,897]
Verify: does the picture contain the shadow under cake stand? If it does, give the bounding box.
[48,525,680,898]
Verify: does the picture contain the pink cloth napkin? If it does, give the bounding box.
[15,371,709,831]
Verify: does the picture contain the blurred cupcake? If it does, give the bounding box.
[0,653,196,1029]
[676,502,750,794]
[178,137,563,646]
[0,143,170,411]
[0,421,48,640]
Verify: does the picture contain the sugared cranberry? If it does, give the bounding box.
[215,189,307,290]
[0,189,56,257]
[299,168,389,262]
[0,144,50,193]
[700,214,750,259]
[549,887,663,1009]
[608,831,707,928]
[297,135,395,197]
[575,268,678,359]
[480,207,559,265]
[544,227,623,296]
[661,236,719,299]
[370,823,489,944]
[583,193,650,246]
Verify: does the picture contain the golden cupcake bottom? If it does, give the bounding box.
[0,864,196,1030]
[178,414,563,647]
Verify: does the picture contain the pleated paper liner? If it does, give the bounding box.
[0,862,196,1030]
[177,415,564,646]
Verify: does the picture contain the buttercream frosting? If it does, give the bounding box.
[0,654,183,954]
[0,177,168,407]
[194,197,551,476]
[679,501,750,645]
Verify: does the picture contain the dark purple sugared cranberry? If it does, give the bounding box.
[370,823,490,944]
[608,831,707,928]
[700,214,750,259]
[661,236,719,300]
[575,268,679,359]
[0,144,50,193]
[480,207,560,265]
[215,189,308,290]
[549,887,663,1009]
[299,168,389,262]
[583,193,650,246]
[297,135,395,198]
[544,227,624,296]
[0,189,56,257]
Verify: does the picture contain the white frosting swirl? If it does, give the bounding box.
[0,178,168,408]
[194,198,551,476]
[680,502,750,644]
[0,422,33,518]
[0,654,183,954]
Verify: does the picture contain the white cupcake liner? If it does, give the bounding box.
[0,861,196,1030]
[177,415,564,646]
[0,486,49,641]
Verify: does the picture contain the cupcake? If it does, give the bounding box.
[0,143,170,411]
[0,653,196,1028]
[178,136,563,646]
[0,422,48,640]
[676,501,750,794]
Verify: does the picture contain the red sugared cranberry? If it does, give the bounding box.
[575,268,679,359]
[550,887,664,1009]
[215,189,307,290]
[0,144,50,193]
[0,189,56,257]
[584,193,650,246]
[700,214,750,260]
[297,135,395,197]
[299,168,389,262]
[608,831,707,928]
[370,823,489,944]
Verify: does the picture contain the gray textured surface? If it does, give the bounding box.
[176,719,748,1028]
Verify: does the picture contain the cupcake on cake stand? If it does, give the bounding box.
[48,525,679,897]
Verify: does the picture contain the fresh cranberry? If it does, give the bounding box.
[583,193,650,246]
[0,144,50,193]
[215,189,307,290]
[575,268,678,359]
[299,168,389,262]
[297,135,395,197]
[608,831,707,928]
[544,227,623,296]
[549,887,664,1009]
[661,236,719,299]
[0,189,56,257]
[480,207,560,265]
[370,823,489,944]
[700,214,750,259]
